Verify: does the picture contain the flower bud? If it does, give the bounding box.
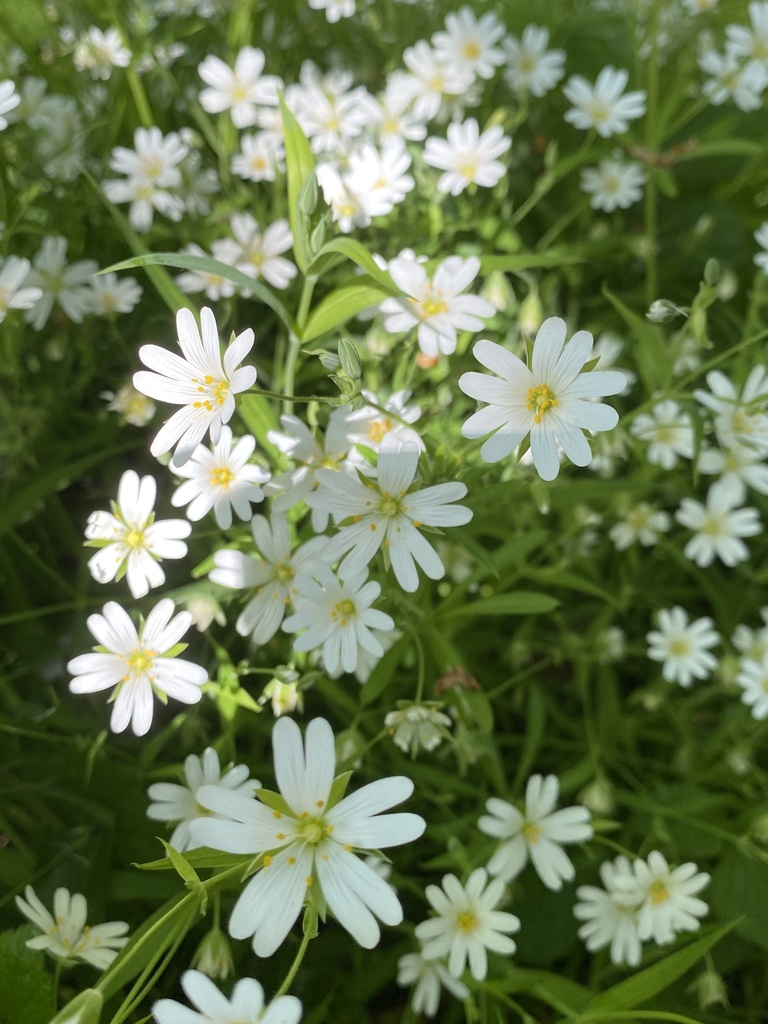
[192,927,234,981]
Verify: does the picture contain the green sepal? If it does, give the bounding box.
[327,770,353,810]
[256,788,293,816]
[158,839,208,914]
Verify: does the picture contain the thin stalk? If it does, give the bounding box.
[274,928,313,999]
[644,18,661,307]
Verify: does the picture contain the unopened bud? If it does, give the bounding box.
[192,927,234,981]
[518,289,543,335]
[298,170,318,215]
[691,969,728,1009]
[646,299,687,323]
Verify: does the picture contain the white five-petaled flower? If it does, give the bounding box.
[283,566,394,676]
[396,951,470,1018]
[431,6,507,80]
[424,118,511,196]
[88,272,143,315]
[209,511,330,644]
[67,599,207,736]
[580,157,646,211]
[0,256,43,322]
[86,469,191,598]
[563,66,647,137]
[459,317,627,481]
[676,481,761,567]
[502,26,565,98]
[735,655,768,719]
[646,606,720,687]
[380,254,494,358]
[694,367,768,454]
[609,502,671,550]
[134,306,257,466]
[231,131,284,183]
[103,127,188,232]
[344,389,424,454]
[227,213,297,290]
[629,399,695,468]
[479,774,593,891]
[73,26,131,79]
[147,747,261,853]
[23,235,97,330]
[198,47,281,128]
[15,885,129,969]
[415,868,520,981]
[573,856,643,966]
[189,716,426,956]
[0,79,20,129]
[626,851,710,945]
[308,438,473,593]
[698,443,768,504]
[153,970,302,1024]
[171,426,270,530]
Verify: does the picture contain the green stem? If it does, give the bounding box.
[274,928,313,999]
[281,275,317,416]
[510,136,594,229]
[53,961,62,1008]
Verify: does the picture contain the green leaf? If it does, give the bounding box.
[158,840,208,913]
[136,848,251,871]
[47,990,102,1024]
[485,966,592,1015]
[102,252,296,334]
[580,920,737,1017]
[301,280,392,342]
[438,591,560,620]
[280,95,315,274]
[360,636,408,706]
[709,844,768,950]
[513,685,547,792]
[676,139,765,161]
[479,251,586,273]
[307,237,398,290]
[0,928,56,1024]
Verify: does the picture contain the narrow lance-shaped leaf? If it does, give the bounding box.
[279,94,316,274]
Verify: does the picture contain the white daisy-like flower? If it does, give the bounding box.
[609,502,671,550]
[308,0,355,22]
[227,214,297,290]
[147,747,261,853]
[103,126,188,232]
[698,443,768,503]
[573,856,643,967]
[397,41,476,121]
[102,383,156,427]
[627,851,710,945]
[580,157,646,211]
[198,47,280,128]
[231,131,284,183]
[502,26,565,98]
[694,367,768,453]
[735,655,768,719]
[190,716,426,956]
[478,774,593,891]
[732,608,768,661]
[459,317,627,481]
[380,253,494,358]
[676,481,761,567]
[385,704,453,756]
[415,868,520,981]
[629,399,695,469]
[0,256,42,322]
[726,1,768,66]
[344,389,423,454]
[755,222,768,273]
[153,970,301,1024]
[397,950,469,1018]
[431,7,506,81]
[23,235,97,330]
[86,469,191,598]
[368,84,427,146]
[171,426,270,530]
[73,26,131,79]
[424,118,511,196]
[563,66,647,137]
[698,48,768,112]
[15,885,128,970]
[0,79,20,130]
[308,437,472,593]
[209,511,329,644]
[67,599,208,736]
[175,243,237,302]
[344,140,415,215]
[134,306,257,466]
[283,566,395,676]
[646,606,720,687]
[88,272,143,315]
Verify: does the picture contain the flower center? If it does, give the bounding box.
[522,821,542,843]
[249,251,265,267]
[274,561,295,584]
[457,909,479,933]
[126,647,155,675]
[230,81,250,104]
[458,159,478,181]
[701,514,725,538]
[302,820,325,844]
[210,466,235,489]
[648,879,670,905]
[526,383,558,422]
[669,637,692,658]
[418,295,448,318]
[463,41,480,59]
[124,527,145,548]
[368,417,393,443]
[331,598,357,625]
[140,154,165,180]
[379,494,404,516]
[627,507,652,530]
[519,53,537,74]
[191,374,230,412]
[588,100,611,124]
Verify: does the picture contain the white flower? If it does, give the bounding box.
[646,606,720,686]
[175,243,237,302]
[103,127,188,232]
[502,26,565,98]
[0,79,20,129]
[385,704,452,756]
[0,256,42,321]
[369,84,427,146]
[755,222,768,272]
[68,599,207,736]
[283,566,395,676]
[736,655,768,719]
[308,0,355,22]
[147,748,260,853]
[398,41,476,121]
[629,399,695,469]
[694,367,768,453]
[344,389,423,453]
[676,481,761,567]
[380,253,494,357]
[628,851,710,945]
[89,272,143,315]
[171,426,269,530]
[153,970,301,1024]
[732,608,768,661]
[134,306,257,466]
[103,383,156,427]
[397,951,469,1018]
[198,47,280,128]
[227,214,297,290]
[24,236,97,330]
[726,1,768,66]
[344,140,415,214]
[15,885,128,969]
[459,317,627,481]
[308,438,472,592]
[286,73,369,155]
[682,0,718,12]
[73,26,131,79]
[574,856,643,967]
[563,66,646,137]
[698,443,768,503]
[479,775,593,891]
[315,163,374,234]
[415,868,520,981]
[424,118,511,196]
[432,7,506,80]
[609,502,671,550]
[86,469,191,598]
[580,157,646,211]
[698,48,768,111]
[209,512,329,644]
[231,131,284,183]
[190,716,426,956]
